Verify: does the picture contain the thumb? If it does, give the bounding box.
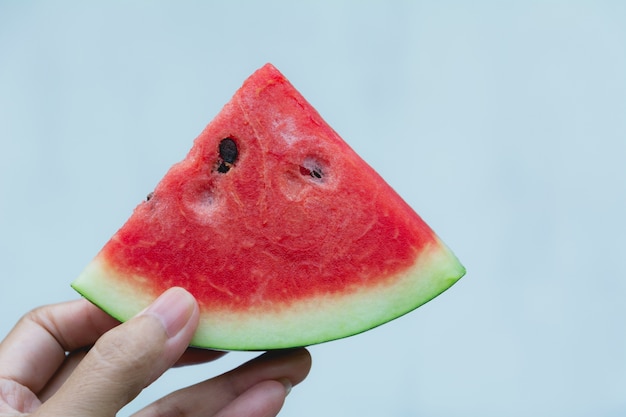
[39,287,199,417]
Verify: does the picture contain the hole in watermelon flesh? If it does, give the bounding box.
[299,157,324,181]
[217,162,231,173]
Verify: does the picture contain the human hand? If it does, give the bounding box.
[0,287,311,417]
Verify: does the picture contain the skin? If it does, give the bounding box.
[0,287,312,417]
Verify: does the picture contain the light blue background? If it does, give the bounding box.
[1,2,625,416]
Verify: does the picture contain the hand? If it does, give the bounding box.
[0,287,312,417]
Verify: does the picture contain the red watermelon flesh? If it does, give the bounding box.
[72,63,465,351]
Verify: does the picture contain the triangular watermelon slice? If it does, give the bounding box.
[72,63,465,351]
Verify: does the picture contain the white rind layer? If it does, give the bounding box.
[71,238,465,351]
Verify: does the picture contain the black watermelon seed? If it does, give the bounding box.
[219,138,238,164]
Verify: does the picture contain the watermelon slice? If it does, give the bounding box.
[72,63,465,351]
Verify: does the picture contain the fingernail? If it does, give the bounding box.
[277,378,292,396]
[142,287,197,337]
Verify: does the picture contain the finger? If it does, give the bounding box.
[0,299,119,394]
[38,347,225,402]
[214,380,289,417]
[38,287,199,417]
[38,349,88,402]
[174,347,227,367]
[0,378,41,414]
[133,348,311,417]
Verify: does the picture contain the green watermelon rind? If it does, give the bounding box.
[71,236,465,351]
